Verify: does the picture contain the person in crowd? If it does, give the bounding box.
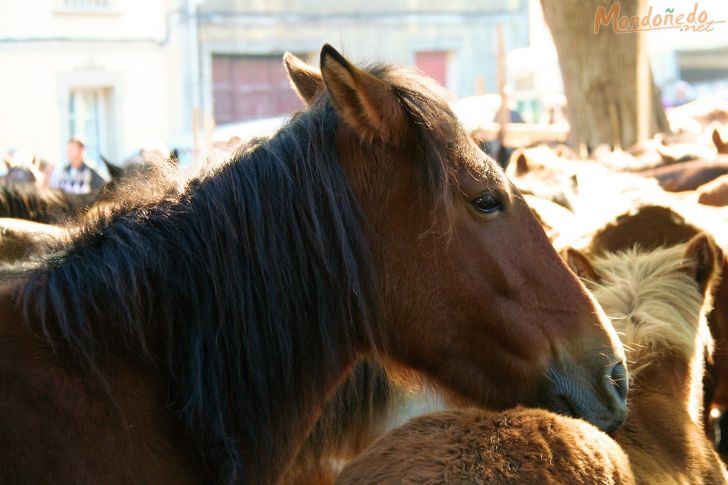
[58,137,105,195]
[36,158,55,188]
[492,85,525,124]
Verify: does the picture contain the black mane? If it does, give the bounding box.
[11,64,459,483]
[15,101,377,482]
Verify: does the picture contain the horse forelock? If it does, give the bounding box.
[588,244,714,373]
[315,63,484,234]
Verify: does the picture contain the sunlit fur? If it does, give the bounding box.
[587,244,715,423]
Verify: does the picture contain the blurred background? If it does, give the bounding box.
[1,0,727,178]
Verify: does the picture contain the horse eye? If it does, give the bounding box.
[471,192,504,215]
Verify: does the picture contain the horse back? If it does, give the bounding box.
[0,282,197,485]
[697,175,728,206]
[642,161,728,192]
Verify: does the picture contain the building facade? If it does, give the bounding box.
[0,0,191,168]
[0,0,529,166]
[196,0,528,125]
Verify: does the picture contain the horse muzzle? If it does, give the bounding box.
[542,360,628,433]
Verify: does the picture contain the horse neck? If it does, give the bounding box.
[619,351,704,451]
[634,352,695,405]
[617,349,726,482]
[20,118,376,483]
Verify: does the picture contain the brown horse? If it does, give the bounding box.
[698,175,728,207]
[0,184,93,223]
[0,46,626,484]
[637,159,728,192]
[0,161,161,267]
[0,218,66,264]
[584,205,703,255]
[0,155,161,225]
[336,236,727,485]
[714,128,728,155]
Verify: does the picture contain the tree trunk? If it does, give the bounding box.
[540,0,670,150]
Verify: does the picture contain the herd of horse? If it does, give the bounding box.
[0,45,727,483]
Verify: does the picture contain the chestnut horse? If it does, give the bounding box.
[637,159,728,192]
[0,45,626,484]
[336,235,727,484]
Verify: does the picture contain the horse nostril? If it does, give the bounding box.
[608,361,628,402]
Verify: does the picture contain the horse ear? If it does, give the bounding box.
[683,233,720,296]
[100,155,123,181]
[562,248,599,282]
[713,128,728,155]
[319,44,408,145]
[283,53,323,106]
[509,149,529,176]
[570,173,579,190]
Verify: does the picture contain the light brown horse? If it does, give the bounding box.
[504,146,582,210]
[0,46,626,484]
[336,235,727,485]
[573,236,728,484]
[576,205,728,447]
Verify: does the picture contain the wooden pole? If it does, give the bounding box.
[204,113,216,153]
[192,107,201,155]
[475,75,485,96]
[496,24,508,148]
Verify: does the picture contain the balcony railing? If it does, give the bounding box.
[56,0,116,13]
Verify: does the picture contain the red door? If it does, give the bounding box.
[415,51,448,88]
[212,55,306,124]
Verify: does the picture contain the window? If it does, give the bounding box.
[68,89,109,165]
[415,51,450,88]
